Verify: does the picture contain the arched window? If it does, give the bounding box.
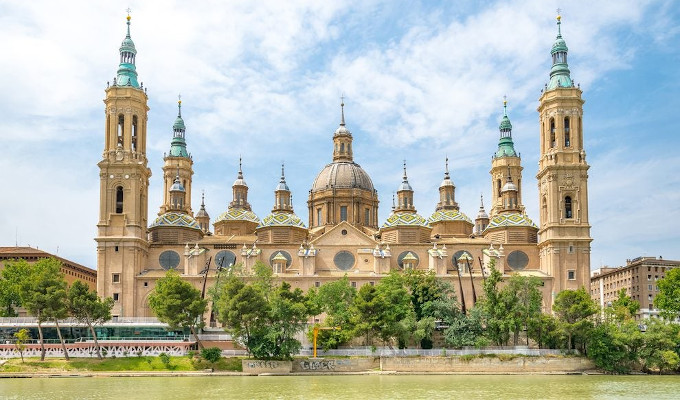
[565,196,572,219]
[132,116,138,151]
[115,186,124,213]
[117,115,124,146]
[564,117,570,147]
[497,179,502,198]
[340,143,345,153]
[542,196,548,223]
[549,118,556,148]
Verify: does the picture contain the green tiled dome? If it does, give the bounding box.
[428,210,473,224]
[149,212,201,231]
[258,211,306,228]
[215,208,260,224]
[484,213,537,231]
[382,212,430,228]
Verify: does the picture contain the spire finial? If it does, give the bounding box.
[503,95,508,116]
[238,155,243,179]
[556,8,562,36]
[392,192,396,210]
[280,162,286,182]
[125,8,132,37]
[445,156,450,178]
[506,166,513,182]
[402,160,408,181]
[201,190,205,206]
[340,93,346,126]
[177,94,182,117]
[480,193,485,208]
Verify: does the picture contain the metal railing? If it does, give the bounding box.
[0,317,166,327]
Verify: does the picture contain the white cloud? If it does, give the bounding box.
[0,0,677,270]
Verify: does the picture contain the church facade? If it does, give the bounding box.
[96,14,591,319]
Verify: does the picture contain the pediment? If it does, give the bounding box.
[310,221,377,247]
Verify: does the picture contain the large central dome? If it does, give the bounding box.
[311,161,375,193]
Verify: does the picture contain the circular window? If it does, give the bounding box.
[334,251,355,271]
[397,251,420,269]
[507,250,529,270]
[215,250,236,270]
[451,250,472,266]
[269,250,292,268]
[341,229,348,235]
[159,250,180,270]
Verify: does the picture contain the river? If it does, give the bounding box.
[1,375,679,399]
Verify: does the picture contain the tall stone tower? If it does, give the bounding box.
[489,99,525,217]
[537,14,592,292]
[159,98,194,215]
[96,14,151,317]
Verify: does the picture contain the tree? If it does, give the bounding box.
[505,275,543,345]
[216,275,269,356]
[373,272,415,347]
[149,270,207,349]
[13,328,30,363]
[478,260,511,345]
[21,258,70,361]
[609,288,640,322]
[553,287,598,352]
[0,259,31,317]
[68,280,113,359]
[655,268,680,320]
[264,282,310,359]
[639,319,680,373]
[309,276,357,350]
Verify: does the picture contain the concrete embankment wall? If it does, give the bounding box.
[242,356,594,374]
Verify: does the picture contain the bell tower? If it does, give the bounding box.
[96,13,151,317]
[537,13,592,292]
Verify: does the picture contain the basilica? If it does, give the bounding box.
[96,14,591,319]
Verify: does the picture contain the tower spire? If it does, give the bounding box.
[340,94,346,126]
[495,96,517,157]
[238,155,243,179]
[115,10,139,88]
[169,95,189,158]
[547,11,573,90]
[445,156,450,179]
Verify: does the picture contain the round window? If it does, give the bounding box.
[451,250,472,266]
[269,250,292,268]
[334,250,355,271]
[159,250,180,270]
[397,251,419,269]
[215,250,236,270]
[507,250,529,270]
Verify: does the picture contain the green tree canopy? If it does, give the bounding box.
[68,280,113,359]
[553,287,598,351]
[149,270,207,349]
[0,259,31,317]
[655,268,680,320]
[20,258,69,361]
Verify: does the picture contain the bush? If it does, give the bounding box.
[159,352,171,367]
[201,347,222,363]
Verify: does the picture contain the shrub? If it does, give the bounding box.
[159,352,171,367]
[201,347,222,363]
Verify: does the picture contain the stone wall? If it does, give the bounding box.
[242,360,293,374]
[292,357,379,372]
[381,356,594,373]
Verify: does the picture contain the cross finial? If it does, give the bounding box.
[340,93,346,126]
[445,156,450,177]
[126,8,132,23]
[177,94,182,117]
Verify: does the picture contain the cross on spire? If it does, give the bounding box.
[340,93,346,126]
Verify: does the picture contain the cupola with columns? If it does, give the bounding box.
[428,158,473,238]
[160,97,194,215]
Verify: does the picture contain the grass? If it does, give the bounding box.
[0,356,243,373]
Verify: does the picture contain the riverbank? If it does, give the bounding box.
[0,354,600,377]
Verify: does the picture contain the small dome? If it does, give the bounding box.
[173,115,185,131]
[484,213,537,231]
[398,181,413,191]
[234,176,247,187]
[428,210,473,225]
[149,212,202,231]
[258,211,306,228]
[381,212,430,229]
[170,180,185,192]
[477,208,488,220]
[499,114,512,132]
[334,125,351,136]
[215,208,260,224]
[276,181,290,191]
[311,162,375,192]
[502,180,517,192]
[439,177,454,188]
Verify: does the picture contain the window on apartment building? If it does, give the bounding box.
[648,284,653,291]
[648,294,653,301]
[112,273,120,283]
[648,275,652,281]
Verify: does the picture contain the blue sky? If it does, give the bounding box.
[0,0,678,270]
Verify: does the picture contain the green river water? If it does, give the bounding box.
[1,375,679,399]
